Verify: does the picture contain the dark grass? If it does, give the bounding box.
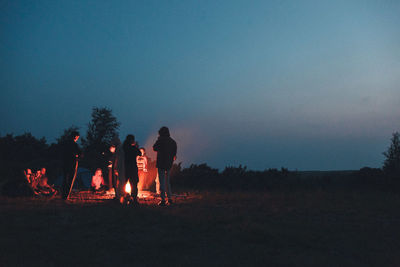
[1,188,400,267]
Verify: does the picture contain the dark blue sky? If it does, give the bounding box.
[1,0,399,170]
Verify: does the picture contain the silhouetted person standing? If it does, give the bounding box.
[123,134,141,204]
[153,126,177,206]
[62,131,81,199]
[106,143,118,193]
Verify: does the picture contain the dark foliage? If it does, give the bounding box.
[81,107,120,171]
[169,163,389,192]
[383,132,400,179]
[0,133,53,184]
[1,115,395,195]
[171,163,298,192]
[0,133,48,163]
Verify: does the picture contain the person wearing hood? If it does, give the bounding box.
[153,126,177,206]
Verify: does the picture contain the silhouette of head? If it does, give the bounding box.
[111,136,121,147]
[125,134,135,145]
[158,126,170,137]
[94,168,102,176]
[140,147,146,156]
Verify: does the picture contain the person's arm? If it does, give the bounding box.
[144,157,148,172]
[153,139,160,152]
[173,141,177,161]
[114,156,119,176]
[136,147,141,157]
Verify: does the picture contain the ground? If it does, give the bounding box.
[1,189,400,266]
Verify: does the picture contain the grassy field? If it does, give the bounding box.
[1,188,400,267]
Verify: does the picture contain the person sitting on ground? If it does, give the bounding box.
[33,170,42,187]
[24,169,33,184]
[37,167,57,196]
[24,168,36,193]
[91,168,105,191]
[26,169,41,195]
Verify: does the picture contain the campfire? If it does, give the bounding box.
[125,180,132,195]
[120,180,133,204]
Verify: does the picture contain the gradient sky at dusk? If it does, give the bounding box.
[1,0,399,170]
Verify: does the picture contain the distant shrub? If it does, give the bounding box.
[172,164,299,191]
[383,132,400,179]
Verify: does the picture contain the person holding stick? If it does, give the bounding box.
[153,126,177,206]
[62,131,81,199]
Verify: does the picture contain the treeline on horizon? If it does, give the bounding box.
[0,106,399,192]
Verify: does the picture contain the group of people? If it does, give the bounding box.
[91,147,148,193]
[62,126,177,206]
[24,167,57,197]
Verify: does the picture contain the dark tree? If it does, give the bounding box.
[81,107,120,170]
[46,125,81,161]
[0,133,49,182]
[0,133,48,163]
[383,132,400,177]
[82,107,120,149]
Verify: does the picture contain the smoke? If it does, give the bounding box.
[142,124,211,167]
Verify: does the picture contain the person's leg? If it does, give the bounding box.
[142,172,148,190]
[158,168,166,201]
[165,169,172,201]
[132,173,139,203]
[62,169,71,199]
[116,175,125,201]
[108,167,113,190]
[155,171,160,194]
[138,171,144,192]
[112,172,118,193]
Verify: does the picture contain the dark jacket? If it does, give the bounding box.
[153,136,177,170]
[123,142,141,178]
[62,140,81,170]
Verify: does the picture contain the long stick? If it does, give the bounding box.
[67,159,79,200]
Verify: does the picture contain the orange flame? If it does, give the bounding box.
[125,181,132,195]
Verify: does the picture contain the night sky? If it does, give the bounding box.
[1,1,399,170]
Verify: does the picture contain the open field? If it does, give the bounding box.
[1,189,400,267]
